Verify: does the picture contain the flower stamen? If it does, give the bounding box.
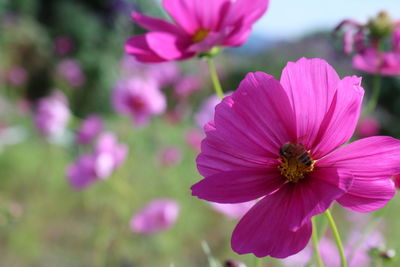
[278,142,315,183]
[192,29,209,43]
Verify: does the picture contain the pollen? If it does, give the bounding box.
[192,29,209,43]
[278,142,315,183]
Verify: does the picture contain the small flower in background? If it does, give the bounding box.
[112,78,166,126]
[93,132,128,179]
[356,116,380,137]
[54,36,74,56]
[336,11,400,76]
[185,128,204,152]
[194,94,220,129]
[67,132,128,189]
[119,56,180,87]
[210,201,255,220]
[159,146,182,167]
[191,58,400,258]
[34,91,70,137]
[125,0,269,62]
[130,199,179,234]
[76,115,104,145]
[174,75,202,99]
[56,59,86,88]
[7,66,27,86]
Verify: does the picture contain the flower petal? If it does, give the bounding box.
[145,32,193,61]
[280,58,340,151]
[197,72,296,177]
[285,167,353,231]
[131,11,183,34]
[231,190,312,258]
[311,76,364,158]
[318,136,400,212]
[191,168,284,203]
[125,35,165,62]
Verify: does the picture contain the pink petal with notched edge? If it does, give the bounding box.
[131,12,183,34]
[162,0,201,34]
[284,167,353,231]
[318,136,400,212]
[197,72,295,177]
[191,168,284,203]
[125,35,165,63]
[280,58,340,151]
[231,189,312,258]
[146,31,193,61]
[311,76,364,159]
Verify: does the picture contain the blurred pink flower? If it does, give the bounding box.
[130,199,179,234]
[353,48,400,76]
[120,56,180,87]
[56,59,86,87]
[195,94,220,129]
[125,0,269,62]
[174,75,202,98]
[356,116,380,137]
[34,91,70,137]
[112,78,166,126]
[191,58,400,258]
[76,115,104,145]
[7,66,27,86]
[185,128,204,152]
[210,201,255,220]
[67,132,128,189]
[54,36,74,56]
[159,146,182,167]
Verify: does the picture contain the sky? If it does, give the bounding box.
[253,0,400,40]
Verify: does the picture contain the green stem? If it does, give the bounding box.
[206,57,224,100]
[362,73,381,118]
[324,209,347,267]
[311,217,325,267]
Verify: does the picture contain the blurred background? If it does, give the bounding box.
[1,0,400,266]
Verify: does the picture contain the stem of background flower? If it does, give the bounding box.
[311,217,325,267]
[362,73,382,118]
[324,209,347,267]
[206,57,224,100]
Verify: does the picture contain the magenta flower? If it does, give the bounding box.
[191,58,400,258]
[185,128,204,152]
[356,116,380,138]
[125,0,269,62]
[34,91,70,137]
[210,201,255,220]
[7,66,27,86]
[159,146,182,167]
[392,174,400,189]
[130,199,179,234]
[76,115,104,145]
[56,59,86,87]
[112,78,166,126]
[67,132,128,189]
[174,75,202,99]
[353,48,400,76]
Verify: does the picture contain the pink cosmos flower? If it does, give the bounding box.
[76,115,104,145]
[34,91,70,137]
[54,36,74,56]
[174,75,202,99]
[191,58,400,258]
[67,132,128,189]
[210,201,255,220]
[125,0,269,62]
[112,78,166,126]
[353,48,400,76]
[56,59,86,87]
[185,128,204,152]
[159,146,182,167]
[356,116,380,137]
[7,66,27,86]
[130,199,179,234]
[392,174,400,189]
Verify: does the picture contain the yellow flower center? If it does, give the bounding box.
[192,29,209,43]
[278,142,315,183]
